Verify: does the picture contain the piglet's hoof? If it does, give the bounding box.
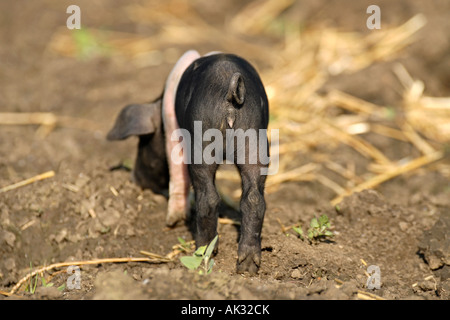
[165,212,184,227]
[165,195,188,227]
[236,249,261,275]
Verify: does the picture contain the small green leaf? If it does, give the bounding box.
[178,237,190,252]
[324,230,334,237]
[194,245,207,256]
[41,277,54,287]
[310,218,319,229]
[318,215,329,226]
[207,259,215,274]
[180,255,203,270]
[205,235,218,259]
[293,226,303,235]
[122,158,134,171]
[293,226,304,240]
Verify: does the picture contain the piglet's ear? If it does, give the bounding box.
[107,99,161,140]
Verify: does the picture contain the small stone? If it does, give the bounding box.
[418,280,436,291]
[291,269,303,279]
[4,231,16,247]
[54,229,68,243]
[399,222,408,232]
[97,208,121,227]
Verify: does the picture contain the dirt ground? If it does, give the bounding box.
[1,0,449,301]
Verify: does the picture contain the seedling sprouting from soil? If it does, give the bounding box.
[180,235,218,275]
[25,263,38,294]
[293,214,334,242]
[25,262,65,294]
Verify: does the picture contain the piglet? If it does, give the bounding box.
[107,51,269,274]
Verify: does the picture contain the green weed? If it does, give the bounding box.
[180,235,218,275]
[293,214,334,242]
[25,262,66,294]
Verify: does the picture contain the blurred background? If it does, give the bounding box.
[1,0,449,202]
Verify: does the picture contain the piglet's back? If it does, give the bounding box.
[175,54,269,133]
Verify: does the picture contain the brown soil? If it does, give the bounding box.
[1,0,449,301]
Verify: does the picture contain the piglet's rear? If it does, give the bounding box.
[176,54,269,274]
[108,52,269,274]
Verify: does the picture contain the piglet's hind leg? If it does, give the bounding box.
[236,163,267,275]
[162,50,200,226]
[189,163,220,251]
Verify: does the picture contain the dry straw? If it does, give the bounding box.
[5,256,170,296]
[0,170,55,193]
[32,0,450,204]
